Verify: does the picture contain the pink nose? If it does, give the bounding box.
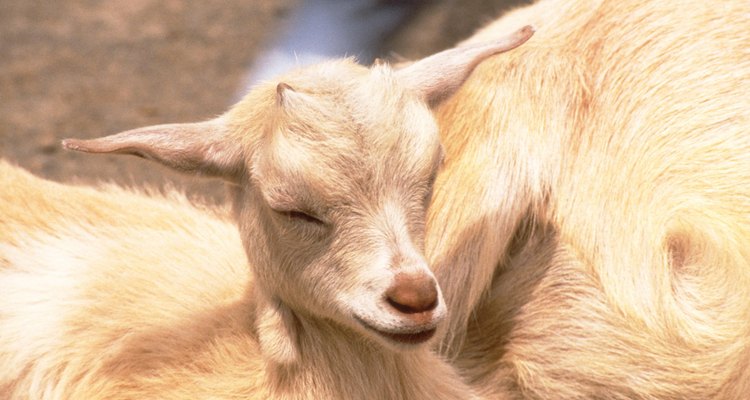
[385,272,438,314]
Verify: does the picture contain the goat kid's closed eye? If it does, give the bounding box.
[272,208,326,226]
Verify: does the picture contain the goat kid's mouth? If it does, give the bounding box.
[354,316,437,345]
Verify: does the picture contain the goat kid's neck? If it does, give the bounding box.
[252,292,478,400]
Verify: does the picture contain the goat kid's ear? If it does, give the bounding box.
[396,25,534,107]
[62,118,245,182]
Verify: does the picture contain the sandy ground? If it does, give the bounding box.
[1,0,525,203]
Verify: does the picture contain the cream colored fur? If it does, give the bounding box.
[426,0,750,398]
[0,28,534,400]
[2,162,486,399]
[0,156,472,400]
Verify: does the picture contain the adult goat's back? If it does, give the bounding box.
[426,0,750,398]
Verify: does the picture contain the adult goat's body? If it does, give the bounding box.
[427,0,750,398]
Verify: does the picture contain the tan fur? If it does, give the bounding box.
[427,0,750,398]
[0,162,481,399]
[0,30,534,399]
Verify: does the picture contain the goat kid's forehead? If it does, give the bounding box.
[249,61,441,204]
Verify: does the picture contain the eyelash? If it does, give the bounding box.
[275,209,326,226]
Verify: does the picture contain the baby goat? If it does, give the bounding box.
[0,27,533,399]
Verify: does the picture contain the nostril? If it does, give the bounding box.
[387,295,437,314]
[385,273,438,314]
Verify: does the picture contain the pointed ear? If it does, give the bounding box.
[62,118,245,182]
[396,25,534,107]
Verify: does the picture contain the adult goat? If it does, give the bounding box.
[426,0,750,398]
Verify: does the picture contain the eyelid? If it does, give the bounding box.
[272,208,328,227]
[262,188,298,211]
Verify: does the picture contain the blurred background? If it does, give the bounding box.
[0,0,526,203]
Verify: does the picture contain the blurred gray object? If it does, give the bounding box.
[240,0,422,91]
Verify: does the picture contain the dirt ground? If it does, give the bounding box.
[1,0,525,204]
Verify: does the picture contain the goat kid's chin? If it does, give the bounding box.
[348,296,447,349]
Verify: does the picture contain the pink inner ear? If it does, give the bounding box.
[396,25,534,107]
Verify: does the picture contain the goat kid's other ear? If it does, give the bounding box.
[396,25,534,107]
[62,118,245,182]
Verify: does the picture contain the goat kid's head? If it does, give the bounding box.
[63,26,533,360]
